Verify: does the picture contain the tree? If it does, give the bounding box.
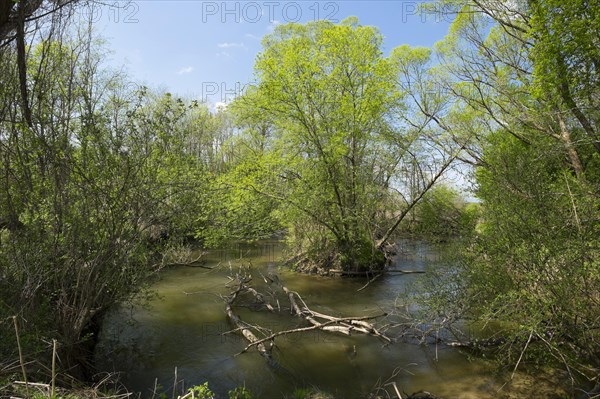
[411,184,479,240]
[0,0,79,45]
[232,18,411,272]
[411,0,600,385]
[529,0,600,157]
[0,26,210,377]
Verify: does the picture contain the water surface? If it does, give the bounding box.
[95,241,513,398]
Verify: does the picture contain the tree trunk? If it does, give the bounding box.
[558,114,585,178]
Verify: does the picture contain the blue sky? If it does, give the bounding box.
[90,1,455,106]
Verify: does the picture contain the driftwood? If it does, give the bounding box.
[244,286,275,312]
[239,315,382,355]
[226,272,506,363]
[224,273,392,364]
[225,278,274,363]
[223,272,449,398]
[406,391,444,399]
[282,286,392,343]
[329,269,425,276]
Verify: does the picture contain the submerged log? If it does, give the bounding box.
[406,391,444,399]
[225,279,274,363]
[328,269,425,276]
[281,285,392,343]
[225,272,393,363]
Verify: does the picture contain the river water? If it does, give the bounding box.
[94,241,520,398]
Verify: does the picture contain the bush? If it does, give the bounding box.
[411,185,479,241]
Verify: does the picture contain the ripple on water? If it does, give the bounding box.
[95,240,567,399]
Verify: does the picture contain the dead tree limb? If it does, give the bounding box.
[329,269,425,276]
[225,280,274,363]
[282,286,392,343]
[357,273,383,292]
[376,152,459,250]
[244,286,275,312]
[225,272,392,374]
[239,314,387,354]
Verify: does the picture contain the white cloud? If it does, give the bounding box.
[216,51,231,59]
[177,66,194,75]
[218,42,245,49]
[245,33,261,41]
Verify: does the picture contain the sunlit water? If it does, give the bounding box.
[94,241,536,398]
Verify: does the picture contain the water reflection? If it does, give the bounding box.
[95,240,502,398]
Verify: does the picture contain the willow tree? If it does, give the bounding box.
[232,18,449,272]
[408,0,600,386]
[0,26,212,377]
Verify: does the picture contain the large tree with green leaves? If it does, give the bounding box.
[231,18,452,272]
[0,25,214,377]
[409,0,600,387]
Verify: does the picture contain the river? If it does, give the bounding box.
[93,240,543,398]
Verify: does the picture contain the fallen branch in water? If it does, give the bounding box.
[357,273,383,292]
[158,251,218,269]
[169,255,214,269]
[282,286,392,343]
[224,271,393,366]
[329,269,425,276]
[353,268,425,291]
[239,314,386,354]
[244,286,275,312]
[224,277,274,363]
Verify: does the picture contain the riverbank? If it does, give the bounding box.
[89,240,576,399]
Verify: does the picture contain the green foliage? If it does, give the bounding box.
[232,18,428,271]
[189,382,215,399]
[413,0,600,382]
[4,0,598,392]
[228,386,253,399]
[463,129,600,371]
[195,153,281,247]
[0,29,213,376]
[530,0,600,105]
[411,185,479,240]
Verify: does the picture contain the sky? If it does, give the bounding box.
[84,0,472,194]
[87,0,456,106]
